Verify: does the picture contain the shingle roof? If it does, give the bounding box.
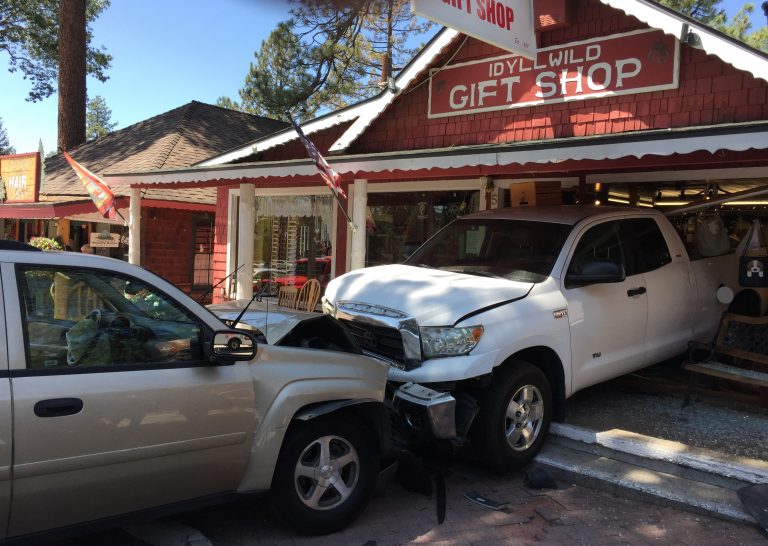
[41,101,287,201]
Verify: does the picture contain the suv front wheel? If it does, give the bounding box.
[270,415,378,535]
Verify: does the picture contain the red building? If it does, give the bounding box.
[105,0,768,303]
[0,101,286,301]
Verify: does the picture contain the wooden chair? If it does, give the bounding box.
[277,286,298,308]
[294,279,321,312]
[682,312,768,406]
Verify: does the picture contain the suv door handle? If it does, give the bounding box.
[34,398,83,418]
[627,287,647,297]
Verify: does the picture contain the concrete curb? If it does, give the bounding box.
[549,422,768,484]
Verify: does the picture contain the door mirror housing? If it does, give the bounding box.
[566,259,626,287]
[210,330,257,362]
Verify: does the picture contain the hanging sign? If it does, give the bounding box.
[428,28,679,118]
[0,152,40,203]
[412,0,536,59]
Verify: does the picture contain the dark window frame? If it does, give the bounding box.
[190,213,215,291]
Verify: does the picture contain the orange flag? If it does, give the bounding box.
[62,150,116,219]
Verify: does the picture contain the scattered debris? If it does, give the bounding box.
[464,491,510,511]
[737,483,768,533]
[393,448,451,524]
[524,466,558,489]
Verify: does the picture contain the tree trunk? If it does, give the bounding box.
[58,0,87,152]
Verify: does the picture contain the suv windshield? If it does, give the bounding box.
[404,218,572,283]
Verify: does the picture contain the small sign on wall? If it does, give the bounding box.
[90,231,120,248]
[0,152,40,203]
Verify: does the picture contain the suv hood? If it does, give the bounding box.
[325,264,533,325]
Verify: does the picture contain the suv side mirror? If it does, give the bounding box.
[566,259,626,287]
[210,330,257,362]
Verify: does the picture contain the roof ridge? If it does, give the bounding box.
[197,100,290,124]
[154,102,197,170]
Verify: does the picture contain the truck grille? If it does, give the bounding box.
[339,319,406,367]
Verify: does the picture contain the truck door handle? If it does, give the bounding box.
[34,398,83,418]
[627,287,647,297]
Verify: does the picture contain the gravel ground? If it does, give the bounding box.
[563,359,768,461]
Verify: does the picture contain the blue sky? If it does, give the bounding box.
[1,0,765,155]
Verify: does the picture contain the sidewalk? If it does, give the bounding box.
[163,461,765,546]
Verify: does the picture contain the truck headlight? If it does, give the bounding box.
[321,297,335,316]
[420,325,484,358]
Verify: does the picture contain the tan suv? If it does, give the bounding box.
[0,245,391,539]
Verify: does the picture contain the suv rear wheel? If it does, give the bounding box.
[270,415,378,535]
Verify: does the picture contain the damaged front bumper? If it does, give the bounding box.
[391,382,457,441]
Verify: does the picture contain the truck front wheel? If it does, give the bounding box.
[472,361,552,471]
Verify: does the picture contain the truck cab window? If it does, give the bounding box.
[568,221,625,277]
[620,219,672,275]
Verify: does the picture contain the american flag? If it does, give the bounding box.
[62,150,116,219]
[290,117,346,199]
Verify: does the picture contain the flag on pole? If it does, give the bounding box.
[62,150,116,220]
[289,117,346,199]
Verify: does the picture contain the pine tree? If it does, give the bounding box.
[0,118,16,155]
[85,95,118,140]
[0,0,112,102]
[219,0,432,120]
[656,0,767,52]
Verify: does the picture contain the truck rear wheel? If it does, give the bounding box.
[472,360,552,471]
[269,416,378,535]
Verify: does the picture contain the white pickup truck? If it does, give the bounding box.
[323,206,737,469]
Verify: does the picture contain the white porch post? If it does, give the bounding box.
[128,188,141,265]
[236,183,255,301]
[350,179,368,271]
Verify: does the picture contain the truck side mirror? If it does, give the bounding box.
[566,259,626,287]
[210,330,257,362]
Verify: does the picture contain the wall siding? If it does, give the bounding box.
[349,0,767,154]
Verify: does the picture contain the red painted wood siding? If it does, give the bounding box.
[350,0,767,154]
[142,207,199,297]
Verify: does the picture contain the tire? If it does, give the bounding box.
[472,360,552,471]
[269,415,379,535]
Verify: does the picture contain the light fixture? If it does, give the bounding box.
[686,30,702,47]
[653,200,692,206]
[607,197,630,205]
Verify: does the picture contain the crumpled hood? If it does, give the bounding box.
[207,300,316,344]
[325,264,533,326]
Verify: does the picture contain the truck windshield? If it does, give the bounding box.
[404,219,572,283]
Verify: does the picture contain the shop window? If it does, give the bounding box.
[366,190,479,266]
[191,215,214,290]
[250,196,333,294]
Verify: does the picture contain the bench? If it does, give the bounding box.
[682,312,768,407]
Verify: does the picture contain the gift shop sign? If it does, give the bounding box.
[0,152,40,203]
[428,29,679,118]
[412,0,536,59]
